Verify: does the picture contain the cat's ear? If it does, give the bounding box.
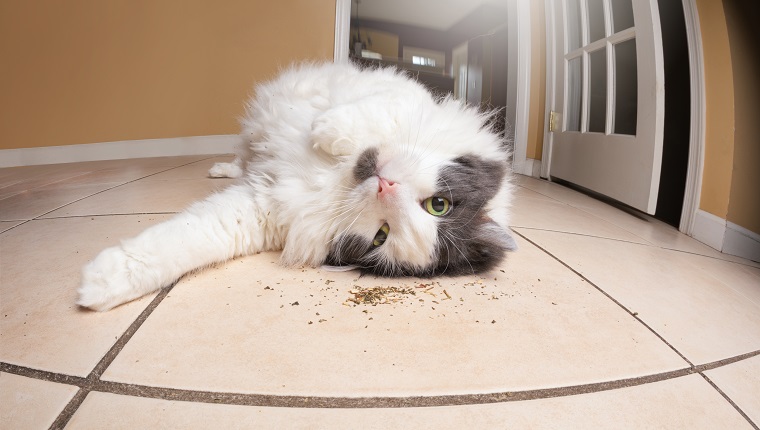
[481,219,518,251]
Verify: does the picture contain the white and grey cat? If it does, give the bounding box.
[77,62,517,311]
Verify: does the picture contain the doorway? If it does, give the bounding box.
[542,0,702,228]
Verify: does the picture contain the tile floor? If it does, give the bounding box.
[1,155,759,429]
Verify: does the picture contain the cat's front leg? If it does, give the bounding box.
[77,185,274,311]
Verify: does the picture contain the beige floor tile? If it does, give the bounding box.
[0,156,210,198]
[0,372,78,430]
[66,375,751,429]
[41,178,235,218]
[511,193,648,244]
[517,229,760,365]
[0,220,24,234]
[102,235,686,396]
[705,355,760,425]
[139,155,236,181]
[0,169,91,201]
[0,182,121,221]
[515,175,605,209]
[514,176,757,264]
[0,215,170,376]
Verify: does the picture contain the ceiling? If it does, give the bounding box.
[351,0,509,31]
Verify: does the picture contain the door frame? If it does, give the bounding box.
[332,0,533,177]
[541,0,706,234]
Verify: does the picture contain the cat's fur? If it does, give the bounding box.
[77,62,516,311]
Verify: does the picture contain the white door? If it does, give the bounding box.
[548,0,664,214]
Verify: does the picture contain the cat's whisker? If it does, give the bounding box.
[325,206,367,246]
[443,231,475,274]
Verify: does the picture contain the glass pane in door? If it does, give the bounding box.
[588,49,607,133]
[611,0,635,32]
[566,56,582,132]
[566,0,582,51]
[614,38,638,135]
[587,0,606,42]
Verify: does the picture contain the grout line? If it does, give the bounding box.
[87,283,178,380]
[28,156,218,222]
[48,388,90,430]
[511,226,650,247]
[512,226,760,270]
[0,156,218,236]
[512,230,696,367]
[39,212,179,220]
[515,228,760,428]
[43,282,178,428]
[3,349,759,410]
[699,373,759,430]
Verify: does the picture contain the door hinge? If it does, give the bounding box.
[549,110,560,132]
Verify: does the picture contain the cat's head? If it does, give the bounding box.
[321,98,516,277]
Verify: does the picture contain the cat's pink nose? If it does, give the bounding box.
[377,177,397,198]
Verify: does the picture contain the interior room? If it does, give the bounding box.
[1,0,758,428]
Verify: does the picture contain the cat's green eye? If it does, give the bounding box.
[423,197,451,216]
[373,223,390,247]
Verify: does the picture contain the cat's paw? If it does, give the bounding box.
[77,246,147,312]
[208,162,243,178]
[311,115,358,157]
[313,137,357,157]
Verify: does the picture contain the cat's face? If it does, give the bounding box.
[325,140,516,277]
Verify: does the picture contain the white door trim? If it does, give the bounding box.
[334,0,351,63]
[541,0,557,178]
[509,0,533,176]
[678,0,706,235]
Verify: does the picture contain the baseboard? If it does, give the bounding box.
[692,209,760,262]
[0,135,239,168]
[514,158,541,178]
[692,209,727,251]
[723,222,760,263]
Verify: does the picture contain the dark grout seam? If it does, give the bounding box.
[34,156,219,223]
[0,156,219,237]
[512,225,760,271]
[45,282,178,429]
[700,373,760,430]
[3,351,759,411]
[513,230,696,367]
[514,229,760,429]
[39,212,180,220]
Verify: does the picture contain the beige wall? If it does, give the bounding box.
[0,0,336,150]
[722,0,760,234]
[695,0,735,221]
[694,0,759,235]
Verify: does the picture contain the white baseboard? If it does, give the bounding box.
[0,135,240,168]
[723,222,760,263]
[692,209,760,262]
[514,158,541,178]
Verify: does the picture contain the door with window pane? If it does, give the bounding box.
[548,0,664,214]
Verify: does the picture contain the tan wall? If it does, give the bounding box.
[0,0,336,150]
[526,0,546,161]
[694,0,735,220]
[722,0,760,234]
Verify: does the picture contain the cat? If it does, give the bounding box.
[76,62,517,312]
